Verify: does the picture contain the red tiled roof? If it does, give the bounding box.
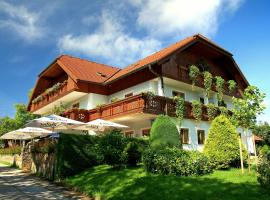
[105,34,232,83]
[49,34,234,84]
[56,55,120,83]
[105,35,196,83]
[254,135,263,141]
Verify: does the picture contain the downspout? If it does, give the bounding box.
[148,65,164,96]
[148,65,167,115]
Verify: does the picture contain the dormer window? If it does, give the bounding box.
[96,72,107,78]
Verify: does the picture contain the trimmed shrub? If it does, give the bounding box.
[150,115,180,150]
[98,129,127,168]
[203,115,246,169]
[257,145,270,188]
[124,141,142,166]
[56,134,100,178]
[143,147,212,176]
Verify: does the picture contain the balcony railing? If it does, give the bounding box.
[64,94,217,122]
[30,81,68,112]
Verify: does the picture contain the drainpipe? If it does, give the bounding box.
[148,65,167,115]
[148,65,164,96]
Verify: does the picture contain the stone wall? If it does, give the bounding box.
[21,138,57,180]
[31,152,56,180]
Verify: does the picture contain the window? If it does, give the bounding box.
[197,130,205,145]
[180,128,189,144]
[199,97,205,104]
[208,97,215,104]
[125,93,133,98]
[125,131,134,138]
[142,128,151,137]
[72,102,80,108]
[172,91,185,99]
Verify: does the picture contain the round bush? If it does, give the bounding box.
[257,145,270,188]
[150,115,180,150]
[143,147,212,176]
[203,115,246,169]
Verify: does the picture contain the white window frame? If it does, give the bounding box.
[180,127,190,145]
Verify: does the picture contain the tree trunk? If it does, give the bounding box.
[244,128,251,174]
[239,135,244,174]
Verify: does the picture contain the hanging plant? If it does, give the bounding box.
[191,100,202,123]
[203,71,213,98]
[32,94,44,104]
[228,80,237,95]
[174,96,185,124]
[219,106,228,116]
[215,76,224,102]
[207,103,218,121]
[189,65,200,90]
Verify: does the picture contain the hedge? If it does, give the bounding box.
[257,145,270,188]
[56,132,150,178]
[56,133,101,178]
[143,147,212,176]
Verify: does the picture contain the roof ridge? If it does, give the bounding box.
[59,54,120,70]
[124,35,195,69]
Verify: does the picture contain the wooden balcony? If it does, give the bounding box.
[29,81,69,112]
[170,67,241,98]
[64,94,215,122]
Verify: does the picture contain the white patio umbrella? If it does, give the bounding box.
[76,119,128,132]
[26,114,86,131]
[0,127,54,140]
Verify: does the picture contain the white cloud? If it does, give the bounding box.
[58,11,161,67]
[131,0,244,38]
[0,1,43,41]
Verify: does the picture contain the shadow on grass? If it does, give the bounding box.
[66,166,270,200]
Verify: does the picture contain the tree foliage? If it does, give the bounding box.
[150,115,180,150]
[0,104,37,137]
[232,86,266,129]
[203,115,247,169]
[253,122,270,145]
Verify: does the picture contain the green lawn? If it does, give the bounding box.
[65,165,270,200]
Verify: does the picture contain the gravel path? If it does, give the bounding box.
[0,164,89,200]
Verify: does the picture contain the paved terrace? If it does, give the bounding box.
[0,164,89,200]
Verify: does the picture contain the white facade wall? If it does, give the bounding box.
[68,77,254,153]
[79,93,108,110]
[108,80,158,102]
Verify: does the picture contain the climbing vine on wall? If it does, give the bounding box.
[215,76,225,102]
[203,71,213,98]
[191,100,202,123]
[174,96,185,124]
[189,65,200,90]
[228,80,237,95]
[206,103,218,121]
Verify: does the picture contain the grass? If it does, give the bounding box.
[65,165,270,200]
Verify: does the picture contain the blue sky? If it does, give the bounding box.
[0,0,269,122]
